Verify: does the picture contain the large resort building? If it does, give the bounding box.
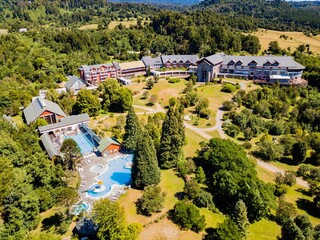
[197,53,305,84]
[78,53,304,86]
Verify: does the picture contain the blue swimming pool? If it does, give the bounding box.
[87,154,133,197]
[65,133,98,154]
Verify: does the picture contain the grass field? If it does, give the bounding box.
[252,28,320,54]
[185,129,207,157]
[79,24,99,30]
[248,219,281,240]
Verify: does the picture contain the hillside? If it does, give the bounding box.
[110,0,200,5]
[199,0,320,32]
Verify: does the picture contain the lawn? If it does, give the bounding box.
[252,28,320,54]
[185,129,207,157]
[248,219,281,240]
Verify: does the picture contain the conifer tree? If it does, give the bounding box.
[132,130,160,189]
[123,107,142,152]
[158,99,185,169]
[232,200,250,240]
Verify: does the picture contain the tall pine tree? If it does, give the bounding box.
[123,107,142,152]
[232,200,249,240]
[132,130,161,189]
[158,99,185,169]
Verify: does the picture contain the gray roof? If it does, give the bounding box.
[65,76,87,90]
[23,97,67,125]
[38,113,90,133]
[141,56,163,67]
[201,53,224,65]
[161,55,198,64]
[40,133,59,159]
[221,55,305,69]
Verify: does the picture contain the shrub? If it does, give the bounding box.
[168,78,180,83]
[243,141,252,150]
[225,124,241,138]
[199,108,211,118]
[284,171,296,186]
[194,190,215,211]
[136,185,166,216]
[274,184,288,197]
[222,100,234,111]
[171,199,206,232]
[184,179,200,200]
[222,83,237,93]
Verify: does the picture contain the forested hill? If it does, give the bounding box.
[110,0,200,5]
[199,0,320,32]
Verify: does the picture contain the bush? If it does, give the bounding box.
[222,100,234,111]
[184,179,200,200]
[168,78,180,83]
[194,190,216,211]
[284,171,296,186]
[199,108,211,118]
[225,124,241,138]
[136,185,166,216]
[243,141,252,150]
[274,184,288,197]
[171,199,206,232]
[222,83,237,93]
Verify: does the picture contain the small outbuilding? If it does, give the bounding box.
[65,75,87,94]
[97,137,121,156]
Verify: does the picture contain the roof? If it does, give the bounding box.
[221,55,305,69]
[141,56,163,67]
[97,137,121,152]
[119,61,145,70]
[40,133,59,159]
[38,113,90,133]
[23,97,67,125]
[79,62,119,74]
[201,53,225,65]
[65,76,87,90]
[161,55,198,64]
[269,75,291,80]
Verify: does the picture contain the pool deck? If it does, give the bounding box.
[76,152,130,209]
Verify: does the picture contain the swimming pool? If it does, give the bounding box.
[87,154,133,198]
[65,133,98,154]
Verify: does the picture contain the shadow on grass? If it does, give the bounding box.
[41,213,64,230]
[277,157,298,166]
[296,198,320,218]
[174,192,185,201]
[296,188,312,197]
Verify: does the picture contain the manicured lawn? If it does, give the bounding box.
[207,130,220,139]
[185,129,207,157]
[199,208,225,229]
[248,219,281,240]
[252,28,320,54]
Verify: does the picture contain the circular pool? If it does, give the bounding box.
[90,164,103,173]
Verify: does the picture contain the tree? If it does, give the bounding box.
[146,79,154,89]
[60,138,82,170]
[276,197,297,224]
[268,40,282,54]
[171,199,206,233]
[123,107,142,152]
[0,158,14,204]
[73,89,100,116]
[222,100,234,111]
[184,179,201,200]
[55,187,79,208]
[136,185,165,216]
[158,99,185,169]
[292,141,308,164]
[194,190,215,210]
[148,94,158,105]
[294,215,313,240]
[195,97,209,114]
[195,166,206,184]
[232,200,249,239]
[314,225,320,240]
[205,218,242,240]
[132,130,160,189]
[92,198,141,240]
[279,219,305,240]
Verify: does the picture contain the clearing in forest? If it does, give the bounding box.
[252,28,320,54]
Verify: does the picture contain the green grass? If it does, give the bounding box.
[248,219,281,240]
[199,208,225,229]
[185,129,207,157]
